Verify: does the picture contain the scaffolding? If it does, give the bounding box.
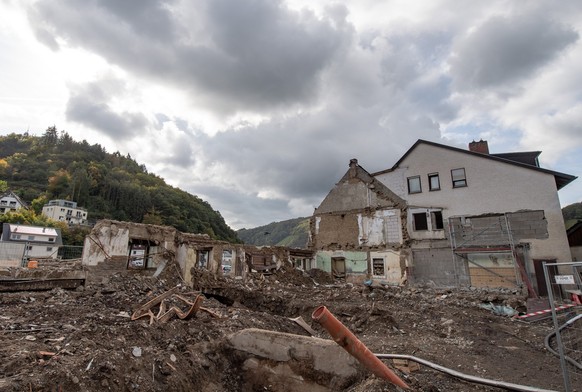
[448,213,534,293]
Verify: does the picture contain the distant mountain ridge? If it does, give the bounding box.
[237,217,310,248]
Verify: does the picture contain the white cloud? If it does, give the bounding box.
[1,0,581,229]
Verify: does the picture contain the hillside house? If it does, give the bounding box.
[0,223,62,262]
[311,139,576,295]
[42,199,88,225]
[0,190,28,214]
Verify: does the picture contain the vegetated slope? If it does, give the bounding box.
[0,128,239,242]
[237,217,309,248]
[563,201,582,228]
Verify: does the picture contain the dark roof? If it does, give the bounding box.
[491,151,541,167]
[567,220,582,236]
[371,139,576,190]
[0,190,29,209]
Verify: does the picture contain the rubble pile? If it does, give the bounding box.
[0,261,579,391]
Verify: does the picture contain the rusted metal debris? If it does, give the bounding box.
[131,287,207,324]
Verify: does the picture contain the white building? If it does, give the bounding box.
[0,190,28,214]
[0,223,62,260]
[42,199,88,225]
[311,139,577,295]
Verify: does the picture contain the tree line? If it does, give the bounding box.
[0,127,239,244]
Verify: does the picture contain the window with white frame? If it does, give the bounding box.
[451,168,467,188]
[407,176,422,194]
[412,209,444,231]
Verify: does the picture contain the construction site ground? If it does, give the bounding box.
[1,262,580,392]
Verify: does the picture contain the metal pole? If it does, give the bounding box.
[20,241,28,267]
[543,262,571,391]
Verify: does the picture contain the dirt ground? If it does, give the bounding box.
[1,261,581,392]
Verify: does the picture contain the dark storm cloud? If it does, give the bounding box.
[27,0,350,113]
[66,79,148,140]
[196,101,440,201]
[451,11,578,90]
[378,30,457,122]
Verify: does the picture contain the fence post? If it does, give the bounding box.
[543,261,572,391]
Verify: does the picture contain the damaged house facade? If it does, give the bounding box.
[82,220,313,283]
[311,139,576,295]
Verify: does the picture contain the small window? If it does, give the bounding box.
[413,212,428,231]
[451,168,467,188]
[47,247,53,252]
[197,250,209,268]
[407,176,422,194]
[428,173,440,191]
[26,245,33,250]
[48,238,55,242]
[431,211,444,230]
[28,235,35,241]
[372,258,385,276]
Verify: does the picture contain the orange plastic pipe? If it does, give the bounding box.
[312,305,409,389]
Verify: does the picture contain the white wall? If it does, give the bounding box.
[82,223,130,266]
[375,143,572,262]
[357,209,401,246]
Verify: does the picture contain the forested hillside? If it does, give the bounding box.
[0,128,239,242]
[237,217,309,248]
[563,201,582,221]
[563,201,582,229]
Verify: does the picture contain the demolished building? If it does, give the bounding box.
[82,219,314,283]
[310,139,577,294]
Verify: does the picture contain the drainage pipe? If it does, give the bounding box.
[375,354,556,392]
[544,313,582,370]
[311,305,409,389]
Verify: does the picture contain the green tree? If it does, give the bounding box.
[42,126,59,146]
[31,195,49,214]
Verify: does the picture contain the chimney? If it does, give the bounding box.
[469,139,489,154]
[348,158,358,178]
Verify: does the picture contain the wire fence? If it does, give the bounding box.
[544,261,582,392]
[58,245,84,260]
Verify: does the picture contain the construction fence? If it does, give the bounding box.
[543,261,582,392]
[0,243,85,267]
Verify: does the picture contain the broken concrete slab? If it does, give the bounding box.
[227,328,363,385]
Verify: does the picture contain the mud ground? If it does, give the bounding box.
[1,262,580,392]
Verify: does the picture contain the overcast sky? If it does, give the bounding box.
[1,0,581,229]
